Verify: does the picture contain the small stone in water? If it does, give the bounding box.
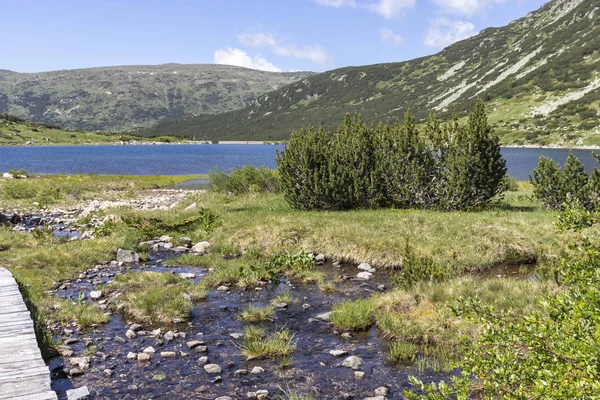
[103,369,113,377]
[198,356,208,365]
[137,353,151,362]
[126,352,136,360]
[160,351,177,358]
[357,271,373,280]
[342,355,363,369]
[204,363,221,374]
[230,332,243,339]
[143,346,155,354]
[187,340,205,349]
[329,349,348,357]
[251,366,264,374]
[125,330,136,339]
[89,290,102,300]
[375,386,389,396]
[354,371,366,378]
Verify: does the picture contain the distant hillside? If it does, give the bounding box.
[146,0,600,147]
[0,114,153,145]
[0,65,312,132]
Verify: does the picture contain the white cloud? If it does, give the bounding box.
[432,0,508,17]
[238,32,334,67]
[213,48,281,72]
[366,0,416,19]
[424,18,477,49]
[380,28,404,46]
[314,0,356,7]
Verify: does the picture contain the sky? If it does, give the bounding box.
[0,0,549,73]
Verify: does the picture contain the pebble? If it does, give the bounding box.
[216,285,229,292]
[187,340,205,349]
[143,346,156,354]
[251,366,264,374]
[137,353,151,362]
[204,364,221,374]
[125,330,136,339]
[130,323,143,332]
[126,352,136,360]
[357,271,373,280]
[329,349,348,357]
[198,356,208,365]
[103,369,113,378]
[229,332,244,339]
[375,386,389,396]
[160,351,177,358]
[89,290,103,300]
[342,356,363,369]
[354,371,366,378]
[66,386,91,400]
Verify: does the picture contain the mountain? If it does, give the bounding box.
[0,65,312,132]
[146,0,599,147]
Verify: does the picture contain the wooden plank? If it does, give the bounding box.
[0,268,57,400]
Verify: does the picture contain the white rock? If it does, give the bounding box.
[178,273,196,279]
[89,290,102,300]
[143,346,155,354]
[250,366,264,374]
[126,352,137,359]
[66,386,91,400]
[137,353,151,362]
[2,172,14,179]
[357,271,373,280]
[329,349,348,357]
[357,263,372,271]
[204,363,221,374]
[374,386,389,396]
[192,241,211,253]
[160,351,177,358]
[342,355,363,369]
[184,203,197,211]
[315,312,331,321]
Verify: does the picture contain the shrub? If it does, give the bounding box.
[209,165,279,194]
[277,101,506,211]
[530,152,599,210]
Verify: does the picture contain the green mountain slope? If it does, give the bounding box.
[146,0,599,147]
[0,65,312,132]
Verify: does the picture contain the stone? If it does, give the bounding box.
[116,248,139,263]
[2,172,14,179]
[354,371,366,378]
[195,346,208,353]
[374,386,389,396]
[215,397,232,400]
[69,357,90,371]
[216,285,229,292]
[357,271,373,280]
[272,302,288,309]
[143,346,156,354]
[187,340,205,349]
[315,253,326,262]
[257,390,269,399]
[315,312,331,321]
[103,369,113,377]
[130,323,143,331]
[329,349,348,357]
[178,272,196,279]
[66,386,91,400]
[229,332,243,339]
[342,332,352,339]
[159,235,173,242]
[126,352,137,360]
[342,356,363,369]
[192,241,211,253]
[125,329,137,339]
[204,363,221,374]
[184,203,197,211]
[164,331,175,342]
[160,351,177,358]
[89,290,102,300]
[357,263,374,271]
[364,397,384,400]
[235,369,249,375]
[250,366,264,374]
[198,356,208,365]
[137,353,151,362]
[247,392,258,399]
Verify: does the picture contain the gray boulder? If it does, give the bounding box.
[116,249,139,263]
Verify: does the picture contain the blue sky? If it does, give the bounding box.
[1,0,548,73]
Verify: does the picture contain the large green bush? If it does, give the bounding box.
[530,152,600,210]
[277,100,506,211]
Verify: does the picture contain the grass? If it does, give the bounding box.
[387,340,419,364]
[179,183,579,270]
[53,299,110,328]
[330,298,375,331]
[238,304,275,322]
[271,289,297,305]
[107,272,204,324]
[241,326,295,359]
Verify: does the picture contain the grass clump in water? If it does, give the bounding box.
[53,299,110,328]
[108,271,202,324]
[330,298,375,331]
[387,340,419,364]
[238,304,275,322]
[271,289,297,305]
[241,326,295,359]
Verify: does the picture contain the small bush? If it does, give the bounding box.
[531,152,600,210]
[210,165,279,194]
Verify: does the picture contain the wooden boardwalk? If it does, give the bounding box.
[0,268,57,400]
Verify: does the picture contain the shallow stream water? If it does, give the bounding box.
[49,252,456,399]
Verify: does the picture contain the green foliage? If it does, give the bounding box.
[392,238,457,288]
[277,101,506,211]
[406,202,600,398]
[531,151,599,210]
[210,165,279,195]
[330,298,375,331]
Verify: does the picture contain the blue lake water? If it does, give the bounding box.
[0,144,597,181]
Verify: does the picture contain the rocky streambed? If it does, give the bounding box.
[47,249,453,400]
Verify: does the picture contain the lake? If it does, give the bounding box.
[0,144,597,181]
